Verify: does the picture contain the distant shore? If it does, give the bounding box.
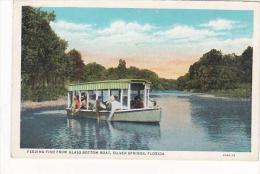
[21,97,67,111]
[191,93,251,101]
[191,93,228,99]
[205,89,251,99]
[183,87,251,99]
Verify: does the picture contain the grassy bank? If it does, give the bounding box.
[207,88,251,98]
[21,97,67,110]
[208,83,251,98]
[178,81,252,99]
[188,84,251,98]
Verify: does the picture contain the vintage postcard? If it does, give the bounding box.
[12,0,260,160]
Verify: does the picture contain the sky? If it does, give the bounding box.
[43,7,253,79]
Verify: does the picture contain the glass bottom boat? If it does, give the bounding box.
[66,79,162,123]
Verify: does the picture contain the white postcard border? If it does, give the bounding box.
[11,0,260,160]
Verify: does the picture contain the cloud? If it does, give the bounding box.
[195,37,252,54]
[97,20,156,34]
[156,25,220,41]
[51,20,156,46]
[50,19,251,55]
[50,20,92,32]
[200,19,238,30]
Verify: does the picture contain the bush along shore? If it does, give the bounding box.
[21,97,67,111]
[207,86,251,98]
[187,84,252,98]
[176,47,252,98]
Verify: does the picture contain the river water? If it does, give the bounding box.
[21,91,251,152]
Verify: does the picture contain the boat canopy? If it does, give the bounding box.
[68,79,151,91]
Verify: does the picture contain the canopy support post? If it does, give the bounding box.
[78,91,81,106]
[127,84,131,110]
[147,88,150,107]
[108,89,110,97]
[144,85,147,108]
[86,91,89,110]
[120,89,123,109]
[67,92,70,108]
[95,90,98,100]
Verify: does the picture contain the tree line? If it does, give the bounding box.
[69,54,176,90]
[176,47,252,96]
[21,7,176,101]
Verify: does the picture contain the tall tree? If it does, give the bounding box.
[67,49,85,82]
[240,46,253,83]
[22,7,69,101]
[84,62,106,81]
[176,47,252,92]
[116,59,127,78]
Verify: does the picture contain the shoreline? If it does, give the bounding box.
[190,92,251,101]
[181,88,251,99]
[191,93,228,99]
[21,97,67,111]
[156,89,251,100]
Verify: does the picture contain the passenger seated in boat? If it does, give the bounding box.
[88,94,96,110]
[72,95,80,113]
[81,95,88,109]
[105,102,112,111]
[114,95,119,101]
[107,95,121,121]
[132,96,144,109]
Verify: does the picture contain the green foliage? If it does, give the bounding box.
[105,67,120,80]
[175,73,190,90]
[208,83,252,98]
[84,62,106,81]
[239,46,253,83]
[117,59,127,78]
[22,6,69,101]
[67,49,85,82]
[158,78,177,90]
[84,60,176,89]
[126,68,160,88]
[176,47,253,97]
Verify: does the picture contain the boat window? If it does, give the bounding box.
[80,91,86,99]
[85,90,96,110]
[80,91,88,109]
[95,90,101,100]
[110,90,120,101]
[102,90,109,102]
[122,89,128,109]
[131,83,145,90]
[88,90,95,100]
[130,90,144,109]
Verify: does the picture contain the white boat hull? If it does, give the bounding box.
[66,108,161,123]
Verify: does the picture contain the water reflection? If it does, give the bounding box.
[151,93,251,152]
[66,118,161,150]
[21,91,251,152]
[189,96,251,151]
